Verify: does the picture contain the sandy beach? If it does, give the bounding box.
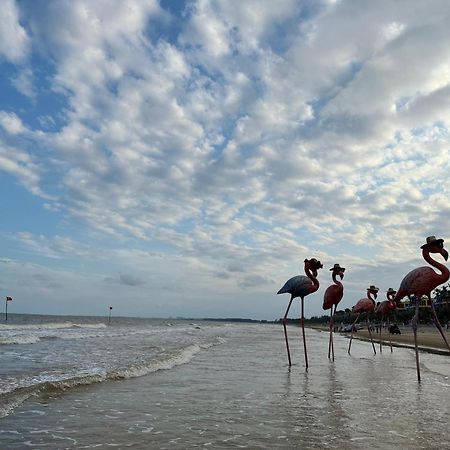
[342,325,450,354]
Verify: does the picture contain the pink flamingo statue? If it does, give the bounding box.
[277,258,323,369]
[374,288,397,353]
[323,263,345,361]
[394,236,450,382]
[348,285,379,355]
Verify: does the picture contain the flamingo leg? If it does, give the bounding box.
[330,305,336,362]
[367,317,376,355]
[301,297,308,370]
[328,308,333,360]
[348,314,360,355]
[388,316,393,353]
[282,297,294,367]
[412,299,421,382]
[379,316,383,354]
[430,299,450,352]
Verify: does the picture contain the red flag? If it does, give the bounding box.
[6,296,12,302]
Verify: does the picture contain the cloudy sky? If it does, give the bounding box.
[1,0,450,320]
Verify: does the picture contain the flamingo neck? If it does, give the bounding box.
[423,248,450,283]
[332,273,343,290]
[305,267,319,292]
[387,294,396,309]
[368,292,376,303]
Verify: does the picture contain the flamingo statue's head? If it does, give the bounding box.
[420,236,448,261]
[304,258,323,277]
[330,263,345,280]
[367,285,379,299]
[386,287,396,301]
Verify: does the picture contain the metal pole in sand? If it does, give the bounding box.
[5,296,13,322]
[108,306,112,325]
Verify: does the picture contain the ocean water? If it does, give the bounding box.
[0,314,450,449]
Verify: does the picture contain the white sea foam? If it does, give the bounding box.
[0,336,225,418]
[0,322,107,331]
[0,322,112,346]
[0,335,41,345]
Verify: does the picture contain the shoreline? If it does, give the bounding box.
[311,325,450,356]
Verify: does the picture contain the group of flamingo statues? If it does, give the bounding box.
[277,236,450,381]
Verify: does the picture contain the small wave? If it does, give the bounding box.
[0,322,107,331]
[0,337,224,418]
[0,335,41,345]
[0,322,110,346]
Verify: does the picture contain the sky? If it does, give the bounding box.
[1,0,450,320]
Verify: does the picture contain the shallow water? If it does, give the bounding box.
[1,316,450,448]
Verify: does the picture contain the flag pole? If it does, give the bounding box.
[5,297,8,322]
[108,306,112,325]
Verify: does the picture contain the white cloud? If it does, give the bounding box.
[0,111,26,134]
[0,0,29,62]
[2,1,450,318]
[0,141,41,195]
[11,68,36,97]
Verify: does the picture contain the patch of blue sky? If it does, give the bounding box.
[306,60,364,125]
[430,121,450,138]
[1,56,68,133]
[410,127,426,138]
[0,62,31,113]
[393,95,413,112]
[307,97,329,124]
[144,0,187,46]
[264,3,320,56]
[172,217,196,235]
[207,123,236,160]
[0,172,60,236]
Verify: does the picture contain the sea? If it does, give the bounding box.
[0,314,450,449]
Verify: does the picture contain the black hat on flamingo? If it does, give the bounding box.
[421,235,444,249]
[330,263,345,272]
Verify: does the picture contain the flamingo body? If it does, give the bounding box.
[352,298,375,314]
[323,284,343,310]
[396,266,445,299]
[394,236,450,382]
[348,285,379,355]
[322,263,345,361]
[374,300,395,316]
[374,289,397,353]
[277,275,317,299]
[277,258,323,368]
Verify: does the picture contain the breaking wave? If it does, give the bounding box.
[0,339,222,418]
[0,322,109,345]
[0,322,107,331]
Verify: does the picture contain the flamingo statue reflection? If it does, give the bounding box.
[348,285,379,355]
[277,258,323,369]
[394,236,450,382]
[374,288,397,353]
[323,263,345,361]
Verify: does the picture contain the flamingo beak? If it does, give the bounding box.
[339,272,344,280]
[442,248,449,261]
